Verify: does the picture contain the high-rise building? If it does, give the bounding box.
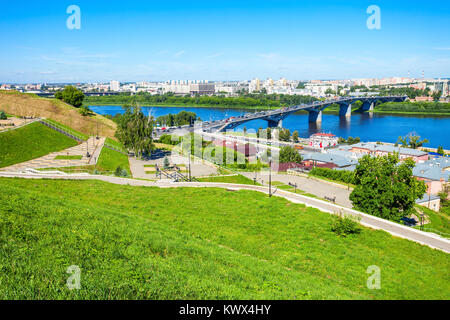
[110,80,120,91]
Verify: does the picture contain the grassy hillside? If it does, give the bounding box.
[96,147,131,175]
[0,178,448,300]
[0,90,117,138]
[0,122,78,168]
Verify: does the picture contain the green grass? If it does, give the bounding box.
[96,147,131,176]
[0,178,448,300]
[54,155,83,160]
[0,122,78,168]
[104,138,127,154]
[41,119,89,141]
[197,174,260,185]
[416,205,450,238]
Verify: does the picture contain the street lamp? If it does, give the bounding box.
[268,156,272,197]
[86,138,91,158]
[188,150,192,182]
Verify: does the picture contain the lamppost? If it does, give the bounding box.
[86,138,91,158]
[268,156,272,197]
[188,150,192,182]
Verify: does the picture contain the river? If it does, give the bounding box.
[89,105,450,149]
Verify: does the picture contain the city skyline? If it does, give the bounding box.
[1,0,450,83]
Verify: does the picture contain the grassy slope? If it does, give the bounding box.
[197,174,258,185]
[96,146,131,175]
[0,90,117,139]
[0,178,448,300]
[0,122,78,168]
[417,205,450,237]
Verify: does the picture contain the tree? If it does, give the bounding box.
[397,134,429,149]
[432,91,442,102]
[279,146,303,163]
[292,131,299,143]
[55,85,85,108]
[267,127,272,140]
[325,88,335,95]
[115,104,154,158]
[350,154,427,222]
[437,146,445,156]
[163,156,170,169]
[278,128,291,142]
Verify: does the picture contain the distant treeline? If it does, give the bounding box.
[156,111,200,127]
[85,93,318,109]
[376,102,450,114]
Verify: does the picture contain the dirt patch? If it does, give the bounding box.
[0,91,117,138]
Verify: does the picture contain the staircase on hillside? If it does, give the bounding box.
[39,120,84,142]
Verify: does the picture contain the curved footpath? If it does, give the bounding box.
[1,171,449,254]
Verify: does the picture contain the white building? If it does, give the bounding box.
[110,80,120,92]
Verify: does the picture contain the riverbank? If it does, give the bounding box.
[87,103,450,117]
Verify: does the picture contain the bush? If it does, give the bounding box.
[310,167,355,184]
[331,214,362,237]
[0,111,7,120]
[79,107,92,117]
[158,134,181,146]
[114,166,128,177]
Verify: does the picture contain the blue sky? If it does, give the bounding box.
[1,0,449,83]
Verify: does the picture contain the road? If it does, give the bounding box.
[0,171,448,253]
[240,171,353,208]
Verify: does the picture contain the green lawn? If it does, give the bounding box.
[197,174,260,185]
[0,122,78,168]
[104,138,128,154]
[416,205,450,238]
[54,155,83,160]
[0,178,448,300]
[96,147,131,176]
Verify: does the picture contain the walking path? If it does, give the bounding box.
[0,171,448,253]
[241,171,353,208]
[129,152,217,179]
[0,117,40,133]
[2,137,106,171]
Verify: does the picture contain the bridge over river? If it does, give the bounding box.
[202,96,407,132]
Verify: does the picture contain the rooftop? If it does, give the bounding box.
[413,157,450,182]
[351,142,428,157]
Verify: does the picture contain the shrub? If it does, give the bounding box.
[0,111,7,120]
[79,107,92,117]
[331,214,362,237]
[310,167,355,184]
[158,134,180,146]
[163,157,170,169]
[114,166,128,177]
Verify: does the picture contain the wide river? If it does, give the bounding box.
[90,105,450,149]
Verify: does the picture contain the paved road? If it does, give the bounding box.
[241,171,353,208]
[0,171,449,253]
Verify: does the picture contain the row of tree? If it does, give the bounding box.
[85,92,318,109]
[156,111,200,127]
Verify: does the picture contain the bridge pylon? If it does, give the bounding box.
[308,110,322,123]
[339,103,352,117]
